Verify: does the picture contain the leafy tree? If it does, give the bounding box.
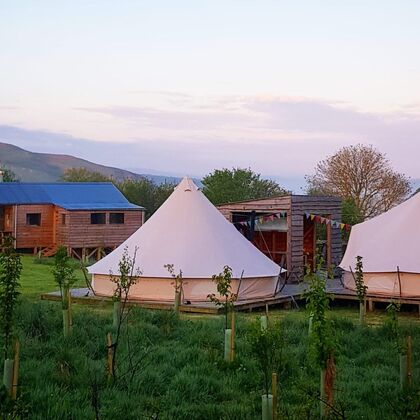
[52,246,77,336]
[61,167,111,182]
[248,320,283,397]
[202,168,288,205]
[0,236,22,359]
[0,166,19,182]
[118,179,174,218]
[207,266,237,329]
[61,168,175,218]
[306,144,411,220]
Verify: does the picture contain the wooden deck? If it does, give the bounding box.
[41,279,420,315]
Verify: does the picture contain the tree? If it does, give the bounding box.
[61,167,111,182]
[0,166,19,182]
[61,168,175,218]
[306,144,411,220]
[202,168,288,205]
[52,246,77,337]
[118,179,174,218]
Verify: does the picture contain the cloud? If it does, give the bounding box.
[2,93,420,187]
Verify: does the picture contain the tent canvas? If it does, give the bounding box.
[340,192,420,298]
[88,177,281,302]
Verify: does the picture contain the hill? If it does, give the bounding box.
[0,142,178,184]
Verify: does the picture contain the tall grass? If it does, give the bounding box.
[0,299,419,419]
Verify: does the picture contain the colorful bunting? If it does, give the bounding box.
[304,212,352,230]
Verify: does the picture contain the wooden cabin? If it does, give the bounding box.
[218,195,342,281]
[0,183,145,259]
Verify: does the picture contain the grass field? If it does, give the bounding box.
[1,256,419,419]
[19,255,86,298]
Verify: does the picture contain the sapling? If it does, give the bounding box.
[208,266,237,362]
[164,264,183,314]
[248,320,283,420]
[351,256,367,325]
[385,300,412,390]
[108,246,141,379]
[208,265,237,329]
[0,235,22,396]
[52,246,77,337]
[304,262,336,418]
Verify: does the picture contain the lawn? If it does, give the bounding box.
[1,256,419,419]
[19,255,86,298]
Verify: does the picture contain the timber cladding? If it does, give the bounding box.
[65,209,142,248]
[15,204,55,248]
[8,204,143,250]
[218,195,342,281]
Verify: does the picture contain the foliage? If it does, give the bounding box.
[354,256,367,303]
[51,246,77,310]
[109,246,142,379]
[0,236,22,359]
[164,264,183,294]
[60,167,111,182]
[385,300,404,354]
[247,320,283,396]
[62,168,175,218]
[0,165,19,182]
[207,266,237,329]
[202,167,288,205]
[118,178,174,218]
[305,144,411,219]
[304,263,334,368]
[0,297,418,418]
[109,246,141,302]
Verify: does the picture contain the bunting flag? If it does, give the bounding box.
[304,212,352,230]
[234,211,287,227]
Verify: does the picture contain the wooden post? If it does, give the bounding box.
[107,332,113,379]
[400,353,408,390]
[368,299,375,312]
[11,340,20,400]
[326,216,332,268]
[407,335,413,389]
[272,372,277,420]
[230,310,235,362]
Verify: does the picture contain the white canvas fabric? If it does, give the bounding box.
[89,177,281,301]
[340,193,420,298]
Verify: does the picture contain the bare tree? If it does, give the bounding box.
[306,144,411,219]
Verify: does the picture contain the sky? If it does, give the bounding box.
[1,1,420,191]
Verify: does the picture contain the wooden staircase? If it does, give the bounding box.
[41,244,59,258]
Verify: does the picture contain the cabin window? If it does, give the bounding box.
[26,213,41,226]
[90,213,106,225]
[61,214,66,225]
[109,212,124,224]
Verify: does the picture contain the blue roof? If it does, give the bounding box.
[0,183,143,210]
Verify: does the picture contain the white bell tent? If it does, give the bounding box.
[88,177,281,302]
[340,192,420,298]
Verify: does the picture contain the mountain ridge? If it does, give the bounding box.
[0,142,180,184]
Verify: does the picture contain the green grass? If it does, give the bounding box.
[2,301,419,419]
[19,255,86,298]
[1,256,419,419]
